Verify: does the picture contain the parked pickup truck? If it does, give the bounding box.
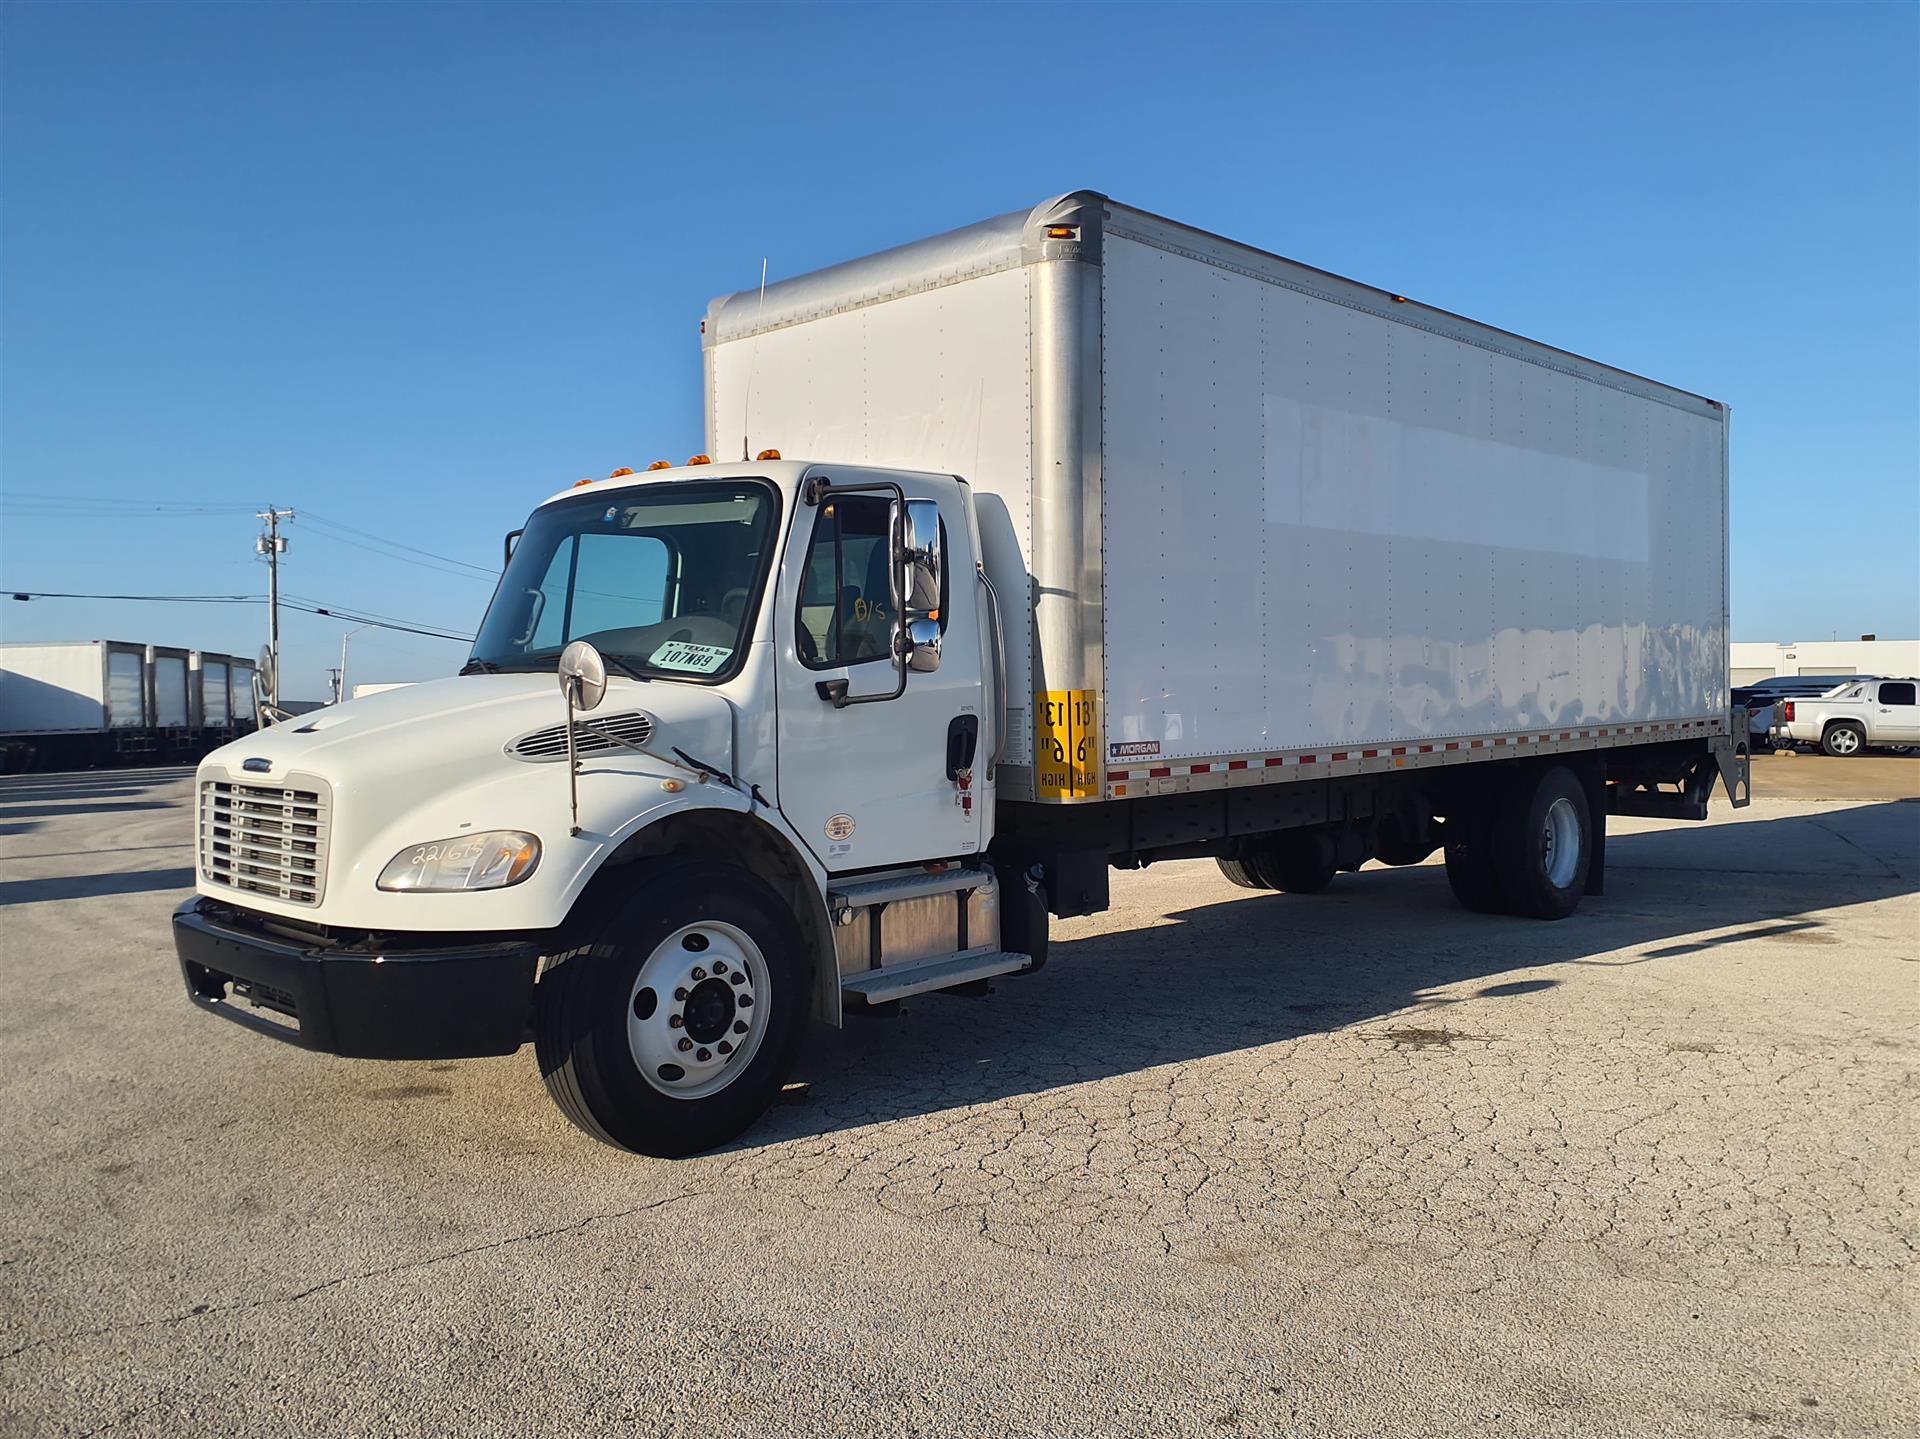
[1775,678,1920,756]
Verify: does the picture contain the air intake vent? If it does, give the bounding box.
[199,775,330,906]
[508,711,654,762]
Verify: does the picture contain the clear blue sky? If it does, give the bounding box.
[3,1,1915,698]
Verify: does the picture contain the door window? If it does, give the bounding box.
[796,496,895,668]
[1878,681,1916,706]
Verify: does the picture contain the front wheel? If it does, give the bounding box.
[536,859,810,1157]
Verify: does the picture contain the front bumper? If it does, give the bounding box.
[173,898,542,1059]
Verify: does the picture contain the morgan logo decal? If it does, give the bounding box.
[823,814,856,842]
[1109,741,1161,759]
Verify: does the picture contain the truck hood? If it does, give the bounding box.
[213,672,735,787]
[194,673,742,929]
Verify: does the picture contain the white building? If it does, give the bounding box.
[1731,638,1920,686]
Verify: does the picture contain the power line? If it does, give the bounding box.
[281,591,474,637]
[4,590,261,602]
[297,510,498,577]
[296,523,498,583]
[281,601,472,643]
[4,589,474,643]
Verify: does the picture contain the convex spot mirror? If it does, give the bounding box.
[558,640,607,712]
[900,499,943,675]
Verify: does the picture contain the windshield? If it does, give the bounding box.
[470,480,778,681]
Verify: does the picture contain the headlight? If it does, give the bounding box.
[377,831,540,892]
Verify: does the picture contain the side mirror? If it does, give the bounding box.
[557,640,607,712]
[900,499,943,674]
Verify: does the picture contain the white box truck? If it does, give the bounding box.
[173,193,1748,1155]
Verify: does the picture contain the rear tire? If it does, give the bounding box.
[1822,722,1865,758]
[1216,857,1267,890]
[1443,799,1506,914]
[536,859,809,1157]
[1492,765,1590,920]
[1250,831,1338,894]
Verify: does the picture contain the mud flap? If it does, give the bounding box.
[1712,727,1752,808]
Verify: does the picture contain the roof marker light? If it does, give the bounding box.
[571,479,594,488]
[647,460,672,471]
[686,455,712,466]
[609,467,634,478]
[756,448,782,461]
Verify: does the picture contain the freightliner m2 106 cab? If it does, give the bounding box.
[173,194,1750,1156]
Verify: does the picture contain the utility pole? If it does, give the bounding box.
[256,507,294,707]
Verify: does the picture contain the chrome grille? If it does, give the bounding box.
[198,776,330,906]
[507,711,654,762]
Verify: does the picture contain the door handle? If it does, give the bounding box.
[946,715,980,779]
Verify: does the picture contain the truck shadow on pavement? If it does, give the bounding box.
[0,867,197,906]
[755,800,1919,1148]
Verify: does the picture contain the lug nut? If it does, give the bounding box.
[673,987,688,1001]
[732,1021,748,1035]
[712,960,727,975]
[669,1015,683,1029]
[717,1041,732,1055]
[738,994,753,1009]
[677,1038,693,1052]
[729,972,745,986]
[696,1048,711,1062]
[691,967,707,981]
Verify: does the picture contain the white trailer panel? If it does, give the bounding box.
[708,192,1729,800]
[1098,228,1727,761]
[0,641,150,735]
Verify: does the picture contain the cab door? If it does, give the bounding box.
[773,473,987,873]
[1873,680,1920,743]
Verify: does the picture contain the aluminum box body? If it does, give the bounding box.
[706,193,1729,803]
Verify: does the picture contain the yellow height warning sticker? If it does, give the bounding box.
[1036,690,1099,799]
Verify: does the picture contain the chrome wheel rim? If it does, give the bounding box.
[627,921,769,1099]
[1541,797,1581,890]
[1831,728,1860,754]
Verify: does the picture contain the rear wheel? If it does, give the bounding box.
[1249,831,1338,894]
[1822,722,1865,757]
[1443,798,1506,914]
[1216,857,1267,890]
[536,859,809,1157]
[1492,765,1590,920]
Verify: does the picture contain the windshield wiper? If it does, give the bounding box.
[600,654,650,681]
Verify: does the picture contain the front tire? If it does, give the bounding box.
[1822,722,1865,757]
[536,859,810,1157]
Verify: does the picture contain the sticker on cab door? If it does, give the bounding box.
[648,641,732,674]
[824,814,856,841]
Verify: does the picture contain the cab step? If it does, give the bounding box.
[840,949,1033,1004]
[828,867,989,914]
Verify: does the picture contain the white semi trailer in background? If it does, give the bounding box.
[0,640,260,772]
[173,193,1747,1156]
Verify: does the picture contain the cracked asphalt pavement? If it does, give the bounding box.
[1,764,1915,1437]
